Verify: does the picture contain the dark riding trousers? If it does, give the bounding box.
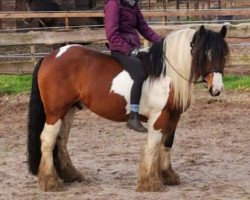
[111,51,146,104]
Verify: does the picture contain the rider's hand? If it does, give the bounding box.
[130,48,140,57]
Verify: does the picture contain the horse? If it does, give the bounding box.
[24,0,62,28]
[24,0,103,29]
[27,25,229,192]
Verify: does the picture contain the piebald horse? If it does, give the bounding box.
[27,25,229,192]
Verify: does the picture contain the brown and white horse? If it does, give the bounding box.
[27,25,229,192]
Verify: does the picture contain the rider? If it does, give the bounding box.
[104,0,162,133]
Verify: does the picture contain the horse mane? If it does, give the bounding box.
[139,30,194,111]
[189,28,230,83]
[138,39,165,81]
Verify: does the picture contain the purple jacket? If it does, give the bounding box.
[104,0,161,55]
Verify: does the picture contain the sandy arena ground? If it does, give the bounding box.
[0,88,249,200]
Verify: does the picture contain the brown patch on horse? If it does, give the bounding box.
[205,73,214,91]
[153,85,176,131]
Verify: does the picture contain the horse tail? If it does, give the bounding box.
[27,58,45,175]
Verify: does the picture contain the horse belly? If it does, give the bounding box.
[87,93,129,122]
[79,70,132,122]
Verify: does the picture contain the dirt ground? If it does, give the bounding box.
[0,87,249,200]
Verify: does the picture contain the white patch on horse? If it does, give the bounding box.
[40,120,62,167]
[140,76,171,116]
[56,44,82,58]
[110,72,171,116]
[41,120,62,147]
[206,49,212,62]
[110,70,133,113]
[212,72,224,93]
[147,131,162,147]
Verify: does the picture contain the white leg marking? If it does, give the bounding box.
[144,131,163,172]
[212,72,224,94]
[40,120,62,172]
[56,44,82,58]
[141,110,164,172]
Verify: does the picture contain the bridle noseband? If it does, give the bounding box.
[201,67,224,83]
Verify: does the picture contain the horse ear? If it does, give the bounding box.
[220,26,227,38]
[199,25,206,36]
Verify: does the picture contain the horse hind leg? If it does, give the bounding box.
[38,119,63,191]
[55,107,83,183]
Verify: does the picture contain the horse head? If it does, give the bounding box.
[190,25,230,96]
[138,26,229,111]
[24,0,61,27]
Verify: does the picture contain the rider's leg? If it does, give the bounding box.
[111,51,147,133]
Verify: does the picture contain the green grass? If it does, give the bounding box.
[0,75,32,95]
[0,74,249,95]
[224,75,250,91]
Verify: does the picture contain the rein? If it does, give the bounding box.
[163,48,205,84]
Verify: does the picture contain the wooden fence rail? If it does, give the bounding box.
[0,9,249,19]
[0,23,249,46]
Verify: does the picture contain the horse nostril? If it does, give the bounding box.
[209,87,221,96]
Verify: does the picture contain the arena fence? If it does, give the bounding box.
[0,9,249,74]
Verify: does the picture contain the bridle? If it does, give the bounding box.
[163,42,224,84]
[201,67,224,83]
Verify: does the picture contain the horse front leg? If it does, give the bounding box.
[38,119,62,191]
[160,112,181,186]
[137,111,163,192]
[56,107,83,183]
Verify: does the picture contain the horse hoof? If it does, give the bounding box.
[60,167,84,183]
[162,169,181,185]
[137,177,163,192]
[38,175,63,191]
[63,173,84,183]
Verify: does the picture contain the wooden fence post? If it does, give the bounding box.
[162,0,167,25]
[0,0,2,29]
[30,44,35,66]
[176,0,180,21]
[195,0,200,20]
[187,1,190,21]
[207,0,211,9]
[65,17,69,30]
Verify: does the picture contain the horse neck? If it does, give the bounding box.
[164,29,196,111]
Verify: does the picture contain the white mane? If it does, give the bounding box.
[163,28,196,111]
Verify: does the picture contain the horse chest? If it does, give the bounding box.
[110,71,172,116]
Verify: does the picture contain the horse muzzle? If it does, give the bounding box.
[209,86,223,96]
[206,72,224,96]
